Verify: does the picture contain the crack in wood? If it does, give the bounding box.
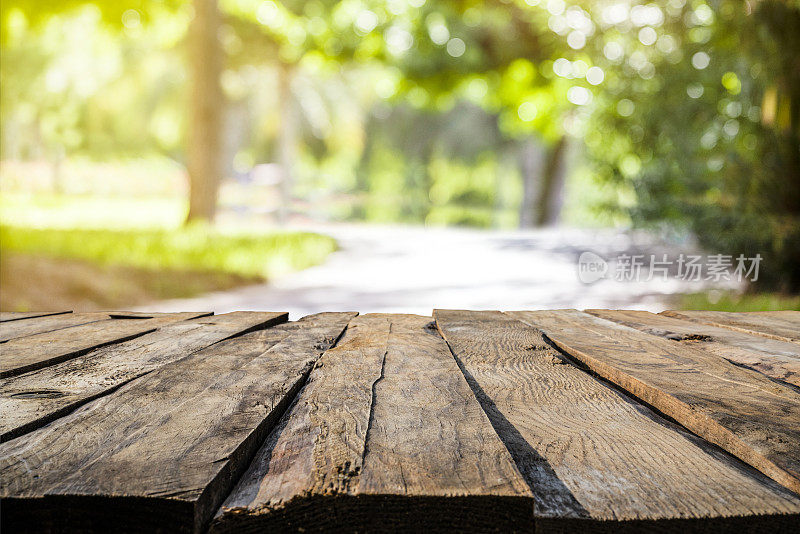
[361,346,389,473]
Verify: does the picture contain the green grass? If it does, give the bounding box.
[678,291,800,312]
[0,191,337,280]
[0,225,337,280]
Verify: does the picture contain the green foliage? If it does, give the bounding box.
[426,153,504,226]
[1,4,190,161]
[0,188,336,278]
[679,291,800,312]
[0,191,334,278]
[3,0,800,290]
[0,0,182,29]
[576,0,800,290]
[0,224,337,279]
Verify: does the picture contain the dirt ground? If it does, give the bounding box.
[3,226,741,316]
[140,224,735,319]
[0,251,260,312]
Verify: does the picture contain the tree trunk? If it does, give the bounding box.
[535,136,567,227]
[277,64,297,225]
[185,0,223,224]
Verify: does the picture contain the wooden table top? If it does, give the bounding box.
[1,309,799,533]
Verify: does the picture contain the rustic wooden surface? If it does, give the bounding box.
[0,311,71,322]
[0,311,72,328]
[662,310,800,343]
[510,309,800,495]
[436,310,800,528]
[0,311,211,377]
[586,309,800,388]
[214,314,532,533]
[0,311,287,441]
[1,312,354,533]
[0,311,209,343]
[1,308,799,533]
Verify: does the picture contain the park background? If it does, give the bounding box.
[1,0,798,316]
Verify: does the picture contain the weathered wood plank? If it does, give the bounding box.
[1,311,207,343]
[213,314,532,533]
[0,312,356,534]
[0,311,71,323]
[510,309,800,496]
[435,309,800,530]
[0,312,209,378]
[588,309,800,388]
[0,311,287,441]
[0,311,110,342]
[662,310,800,343]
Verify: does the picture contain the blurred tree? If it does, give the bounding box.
[3,0,228,223]
[306,0,579,227]
[275,62,297,224]
[572,0,800,290]
[0,0,583,227]
[0,0,192,193]
[186,0,223,222]
[386,0,573,227]
[3,0,800,290]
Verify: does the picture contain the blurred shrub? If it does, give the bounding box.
[0,224,337,279]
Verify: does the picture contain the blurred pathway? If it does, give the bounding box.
[140,224,734,319]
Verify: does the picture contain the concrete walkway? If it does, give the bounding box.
[140,224,733,319]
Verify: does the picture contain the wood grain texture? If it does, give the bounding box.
[510,309,800,496]
[662,310,800,343]
[213,314,532,534]
[435,309,800,531]
[0,312,356,534]
[0,312,110,342]
[0,311,287,441]
[0,312,209,378]
[0,311,71,323]
[588,309,800,388]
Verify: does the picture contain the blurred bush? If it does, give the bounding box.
[0,224,337,279]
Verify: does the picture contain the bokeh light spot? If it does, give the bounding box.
[355,11,378,35]
[446,38,466,57]
[617,99,635,116]
[547,0,566,16]
[567,86,592,105]
[586,66,604,85]
[692,51,710,69]
[722,72,741,94]
[638,27,657,46]
[121,10,141,30]
[687,83,704,98]
[567,31,586,49]
[604,41,624,61]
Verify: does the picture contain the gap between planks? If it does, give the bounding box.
[0,311,72,323]
[661,310,800,344]
[0,312,212,378]
[509,309,800,496]
[586,309,800,390]
[0,311,288,441]
[3,309,800,533]
[0,312,355,533]
[213,314,533,533]
[434,309,800,531]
